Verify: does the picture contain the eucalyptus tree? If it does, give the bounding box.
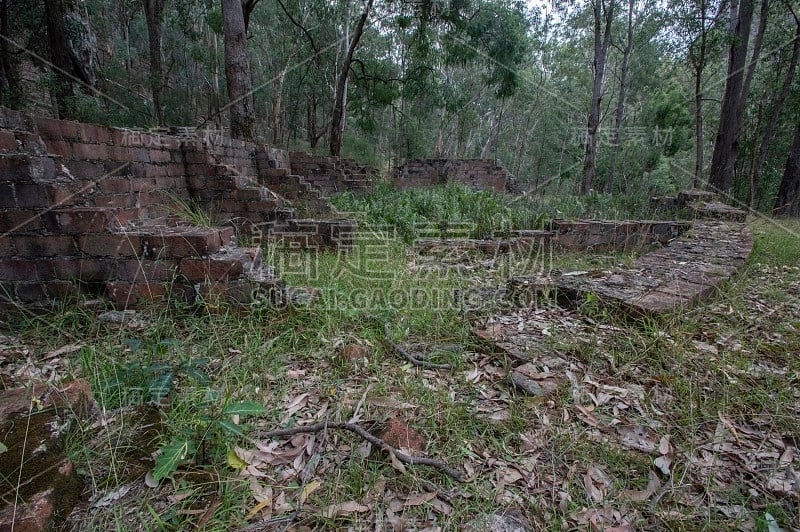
[774,119,800,216]
[582,0,616,194]
[221,0,255,139]
[143,0,167,125]
[708,0,766,194]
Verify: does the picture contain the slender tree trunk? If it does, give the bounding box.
[221,0,255,140]
[0,0,21,107]
[708,0,755,194]
[480,103,505,159]
[143,0,166,126]
[44,0,77,119]
[607,0,634,193]
[329,0,374,157]
[582,0,616,195]
[270,70,285,145]
[751,17,800,208]
[694,71,705,188]
[773,120,800,216]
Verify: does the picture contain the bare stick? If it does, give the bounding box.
[255,421,465,482]
[381,322,453,370]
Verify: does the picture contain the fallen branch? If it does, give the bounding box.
[381,321,453,370]
[255,421,465,482]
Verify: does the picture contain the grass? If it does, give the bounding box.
[1,194,799,530]
[331,183,651,243]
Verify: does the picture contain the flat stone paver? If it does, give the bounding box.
[509,221,753,316]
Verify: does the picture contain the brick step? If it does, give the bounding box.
[120,224,235,259]
[179,247,262,282]
[265,218,356,250]
[198,264,285,306]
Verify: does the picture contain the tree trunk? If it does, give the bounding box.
[694,72,705,188]
[221,0,255,140]
[607,0,634,193]
[581,0,616,195]
[708,0,755,194]
[751,16,800,208]
[143,0,166,126]
[773,120,800,216]
[270,70,285,145]
[44,0,77,119]
[0,0,21,107]
[329,0,374,157]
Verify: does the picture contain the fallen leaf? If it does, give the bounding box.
[321,501,370,519]
[619,470,661,502]
[384,446,408,474]
[654,455,672,476]
[245,497,273,521]
[300,480,322,506]
[618,424,659,454]
[403,492,437,507]
[44,343,83,359]
[227,448,248,470]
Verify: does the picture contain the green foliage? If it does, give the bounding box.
[97,338,211,407]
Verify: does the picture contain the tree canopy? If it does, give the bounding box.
[1,0,799,212]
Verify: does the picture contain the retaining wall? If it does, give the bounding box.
[0,107,357,308]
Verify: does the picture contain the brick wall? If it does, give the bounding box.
[550,220,691,252]
[289,152,377,194]
[0,107,354,308]
[393,159,511,193]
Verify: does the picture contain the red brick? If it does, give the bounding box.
[97,177,132,195]
[72,142,109,160]
[0,155,35,181]
[44,280,80,299]
[166,163,185,177]
[49,181,96,206]
[111,129,132,145]
[105,281,167,308]
[0,131,17,151]
[0,209,43,232]
[180,257,243,281]
[13,235,78,257]
[9,182,53,208]
[44,208,126,234]
[35,117,80,139]
[42,257,112,281]
[0,236,13,257]
[78,234,142,258]
[14,281,47,302]
[133,148,151,162]
[114,259,177,282]
[129,178,156,193]
[141,228,222,259]
[45,139,72,157]
[108,145,134,161]
[96,194,138,209]
[79,123,112,144]
[63,159,107,179]
[0,259,40,280]
[185,163,212,176]
[0,183,15,208]
[149,149,171,163]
